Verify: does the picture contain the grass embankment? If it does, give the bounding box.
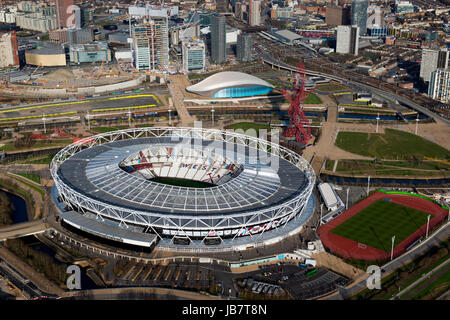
[335,129,450,160]
[90,126,129,133]
[316,82,350,92]
[304,93,322,105]
[8,175,44,201]
[327,159,450,177]
[0,191,14,226]
[0,139,73,151]
[15,173,41,184]
[330,199,430,252]
[351,240,450,300]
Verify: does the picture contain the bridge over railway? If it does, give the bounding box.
[0,220,49,241]
[261,56,450,126]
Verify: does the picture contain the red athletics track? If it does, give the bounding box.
[318,191,448,261]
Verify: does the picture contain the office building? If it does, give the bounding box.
[0,32,19,68]
[336,25,359,55]
[248,0,261,26]
[133,17,169,71]
[237,33,252,62]
[182,38,205,72]
[56,0,74,29]
[325,5,350,26]
[69,42,111,64]
[211,14,226,64]
[428,69,450,102]
[351,0,368,35]
[420,49,449,82]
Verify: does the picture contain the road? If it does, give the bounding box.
[0,220,48,241]
[0,90,166,120]
[391,258,450,300]
[259,50,450,126]
[65,286,223,300]
[325,221,449,300]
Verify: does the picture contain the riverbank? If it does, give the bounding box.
[0,190,14,226]
[0,173,44,220]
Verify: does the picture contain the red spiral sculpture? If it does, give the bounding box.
[280,62,311,145]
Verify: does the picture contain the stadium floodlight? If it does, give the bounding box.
[42,113,47,133]
[390,235,395,261]
[426,214,431,238]
[376,113,380,133]
[168,106,172,125]
[415,114,419,135]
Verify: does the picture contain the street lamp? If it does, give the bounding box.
[367,175,371,196]
[415,114,419,135]
[376,113,380,133]
[168,107,172,126]
[390,235,395,261]
[211,105,215,127]
[42,114,46,133]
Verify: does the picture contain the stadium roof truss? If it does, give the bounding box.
[51,127,315,242]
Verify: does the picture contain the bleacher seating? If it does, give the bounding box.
[119,145,243,185]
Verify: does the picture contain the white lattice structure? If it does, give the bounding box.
[50,127,316,247]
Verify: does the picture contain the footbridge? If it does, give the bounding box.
[0,220,49,241]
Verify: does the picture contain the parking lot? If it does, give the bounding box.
[116,262,215,291]
[239,263,349,300]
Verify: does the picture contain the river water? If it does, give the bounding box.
[3,190,98,290]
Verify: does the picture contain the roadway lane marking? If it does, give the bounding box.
[0,94,159,114]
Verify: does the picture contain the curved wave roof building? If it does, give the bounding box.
[186,71,274,98]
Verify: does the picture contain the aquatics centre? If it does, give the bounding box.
[50,127,316,252]
[185,71,275,98]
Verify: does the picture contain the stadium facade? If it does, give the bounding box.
[186,71,274,98]
[51,127,315,252]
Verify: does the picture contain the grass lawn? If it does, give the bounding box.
[225,122,271,134]
[335,129,450,160]
[90,126,129,133]
[15,173,41,184]
[151,177,215,188]
[333,159,450,177]
[304,93,322,104]
[316,82,350,92]
[331,199,430,252]
[410,267,450,300]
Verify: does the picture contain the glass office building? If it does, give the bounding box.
[351,0,369,36]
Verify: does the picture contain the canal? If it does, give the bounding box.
[2,189,98,291]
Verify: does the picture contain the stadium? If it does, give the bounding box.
[318,190,449,261]
[50,127,316,252]
[185,71,275,98]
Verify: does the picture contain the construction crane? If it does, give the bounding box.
[29,63,43,81]
[280,61,312,146]
[95,57,106,80]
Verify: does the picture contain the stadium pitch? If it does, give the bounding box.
[330,199,430,252]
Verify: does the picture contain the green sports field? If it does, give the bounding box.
[330,199,430,252]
